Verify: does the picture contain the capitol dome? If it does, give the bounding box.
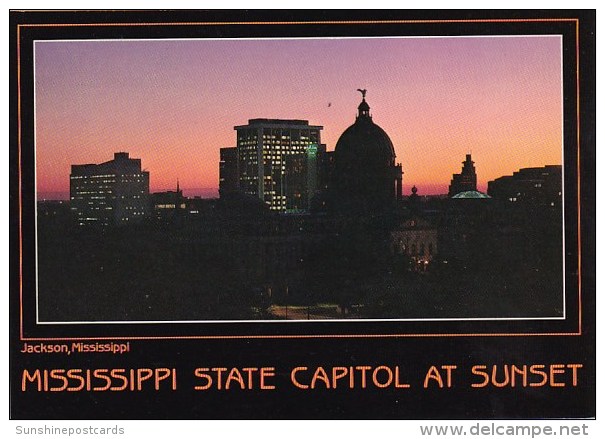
[331,91,402,212]
[335,110,396,166]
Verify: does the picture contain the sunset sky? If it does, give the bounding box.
[34,36,562,199]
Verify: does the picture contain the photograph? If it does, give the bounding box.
[11,10,594,421]
[35,35,564,323]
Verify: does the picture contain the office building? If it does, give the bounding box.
[487,165,562,206]
[219,147,238,197]
[70,152,149,226]
[234,118,324,212]
[151,182,185,223]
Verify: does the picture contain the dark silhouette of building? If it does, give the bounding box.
[234,118,324,212]
[448,154,477,196]
[45,93,564,322]
[70,152,149,226]
[151,181,185,223]
[219,147,238,197]
[331,90,403,212]
[37,200,71,229]
[409,185,419,203]
[284,143,330,212]
[487,165,562,206]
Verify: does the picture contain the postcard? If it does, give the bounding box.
[10,10,595,419]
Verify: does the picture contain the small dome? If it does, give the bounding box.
[451,190,491,199]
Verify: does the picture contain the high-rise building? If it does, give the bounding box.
[219,147,238,197]
[448,154,477,196]
[70,152,149,226]
[234,118,324,212]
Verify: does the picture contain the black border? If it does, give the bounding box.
[10,10,596,420]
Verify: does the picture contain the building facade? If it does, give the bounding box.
[151,183,185,223]
[219,147,238,197]
[70,152,149,226]
[391,217,438,272]
[448,154,477,196]
[234,119,324,212]
[487,165,562,206]
[283,143,330,213]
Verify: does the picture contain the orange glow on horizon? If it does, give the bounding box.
[35,36,562,199]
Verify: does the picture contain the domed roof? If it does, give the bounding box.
[329,91,402,212]
[451,190,491,199]
[334,97,395,163]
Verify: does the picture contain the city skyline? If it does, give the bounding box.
[35,36,563,199]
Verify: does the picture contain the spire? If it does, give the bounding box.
[176,178,180,193]
[356,88,371,119]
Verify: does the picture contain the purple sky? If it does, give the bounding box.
[35,36,562,198]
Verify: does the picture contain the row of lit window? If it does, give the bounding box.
[73,187,113,192]
[265,194,286,200]
[73,205,113,210]
[71,177,116,184]
[262,148,306,154]
[72,189,112,193]
[263,136,309,143]
[239,142,310,149]
[81,179,115,183]
[70,174,115,179]
[261,134,312,139]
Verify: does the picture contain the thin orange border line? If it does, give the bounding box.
[16,17,584,341]
[16,18,579,27]
[18,25,24,340]
[576,19,582,336]
[20,332,581,342]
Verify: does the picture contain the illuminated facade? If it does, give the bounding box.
[69,152,150,226]
[391,217,438,272]
[234,119,324,212]
[284,143,331,212]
